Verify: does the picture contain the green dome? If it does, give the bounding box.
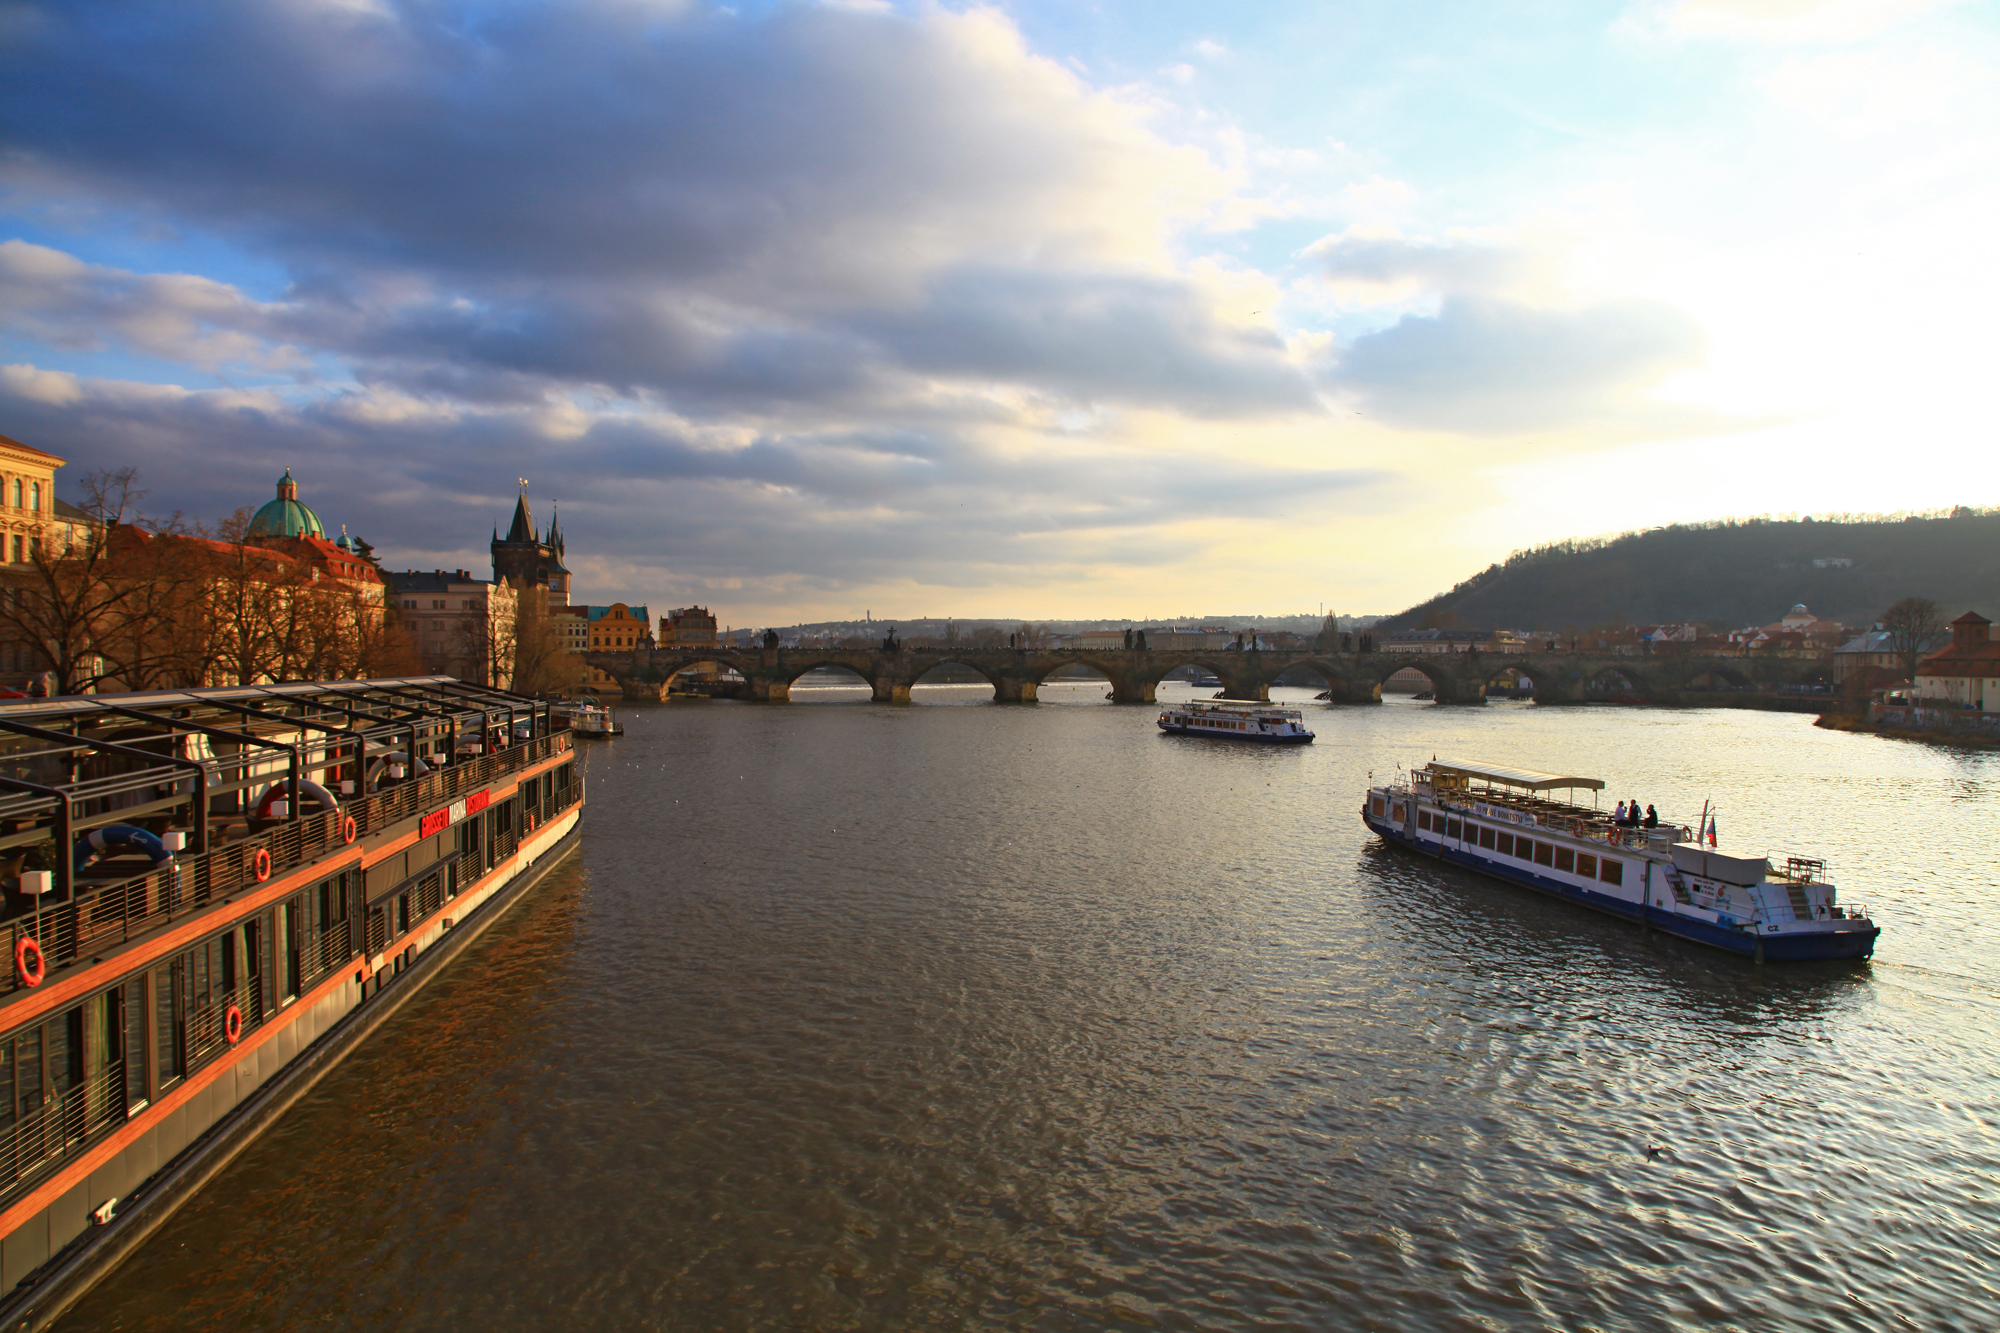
[248,469,325,539]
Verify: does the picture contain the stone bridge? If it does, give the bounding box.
[585,646,1827,705]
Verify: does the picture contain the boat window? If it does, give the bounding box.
[1479,827,1495,850]
[1418,811,1432,831]
[1371,798,1385,816]
[1599,858,1623,886]
[1445,819,1461,839]
[1554,848,1575,873]
[1496,832,1514,856]
[1534,842,1554,867]
[1577,853,1597,878]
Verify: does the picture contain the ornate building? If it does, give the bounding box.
[491,492,570,605]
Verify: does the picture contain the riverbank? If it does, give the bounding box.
[1815,705,2000,749]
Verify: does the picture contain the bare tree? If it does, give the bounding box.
[199,508,309,686]
[510,586,570,695]
[448,584,519,688]
[1314,611,1341,652]
[1881,596,1944,677]
[90,520,212,690]
[0,467,148,693]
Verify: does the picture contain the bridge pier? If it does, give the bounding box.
[993,678,1038,703]
[874,677,911,703]
[1107,668,1155,704]
[750,677,791,702]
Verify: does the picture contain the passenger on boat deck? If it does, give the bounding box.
[1614,800,1628,822]
[1626,797,1642,825]
[1644,805,1659,829]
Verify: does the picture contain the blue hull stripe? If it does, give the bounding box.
[1362,812,1877,961]
[1158,725,1312,744]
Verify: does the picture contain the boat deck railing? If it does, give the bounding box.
[1,728,571,998]
[1424,784,1693,849]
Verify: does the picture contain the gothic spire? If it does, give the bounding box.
[505,491,536,543]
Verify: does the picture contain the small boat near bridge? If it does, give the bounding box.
[1157,699,1314,744]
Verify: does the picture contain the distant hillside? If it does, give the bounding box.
[1381,508,2000,633]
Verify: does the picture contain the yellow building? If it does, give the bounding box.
[588,602,652,651]
[1,433,94,686]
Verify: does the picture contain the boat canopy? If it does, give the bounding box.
[1425,760,1605,793]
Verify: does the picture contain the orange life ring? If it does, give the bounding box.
[341,815,358,845]
[15,936,45,989]
[1608,829,1622,847]
[253,847,272,882]
[224,1004,243,1044]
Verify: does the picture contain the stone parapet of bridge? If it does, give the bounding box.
[581,645,1828,707]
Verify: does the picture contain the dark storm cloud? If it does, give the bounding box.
[0,370,1376,588]
[1,0,1310,417]
[1330,295,1705,433]
[858,267,1319,418]
[0,0,1352,603]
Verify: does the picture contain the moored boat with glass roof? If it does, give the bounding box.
[0,676,584,1323]
[1362,760,1878,961]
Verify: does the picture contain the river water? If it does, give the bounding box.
[58,688,2000,1331]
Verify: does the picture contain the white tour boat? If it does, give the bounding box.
[569,702,623,737]
[1362,760,1878,961]
[1157,699,1314,744]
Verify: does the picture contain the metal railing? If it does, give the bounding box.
[1,731,572,997]
[0,1060,129,1191]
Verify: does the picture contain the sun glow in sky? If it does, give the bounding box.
[2,0,1995,622]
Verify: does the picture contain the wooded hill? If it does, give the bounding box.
[1381,508,2000,633]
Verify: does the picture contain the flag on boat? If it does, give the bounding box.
[1708,817,1718,847]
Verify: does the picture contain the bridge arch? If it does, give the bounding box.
[1036,657,1116,704]
[1480,663,1537,701]
[779,659,874,702]
[658,657,748,698]
[1372,655,1463,702]
[908,658,998,703]
[1583,663,1653,703]
[1270,659,1365,703]
[1682,664,1751,693]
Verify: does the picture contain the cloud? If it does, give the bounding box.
[1329,295,1707,434]
[0,1,1321,425]
[0,240,308,371]
[1301,229,1710,434]
[1307,228,1548,302]
[0,368,1378,597]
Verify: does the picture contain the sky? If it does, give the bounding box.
[2,0,1996,625]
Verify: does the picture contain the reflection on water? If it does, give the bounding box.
[61,698,2000,1331]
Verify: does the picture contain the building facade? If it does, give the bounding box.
[1914,612,2000,711]
[588,602,652,652]
[385,571,518,688]
[661,605,717,650]
[0,434,93,687]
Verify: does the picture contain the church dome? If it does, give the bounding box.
[248,469,325,539]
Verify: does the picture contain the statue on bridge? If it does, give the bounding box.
[882,626,900,652]
[762,628,779,649]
